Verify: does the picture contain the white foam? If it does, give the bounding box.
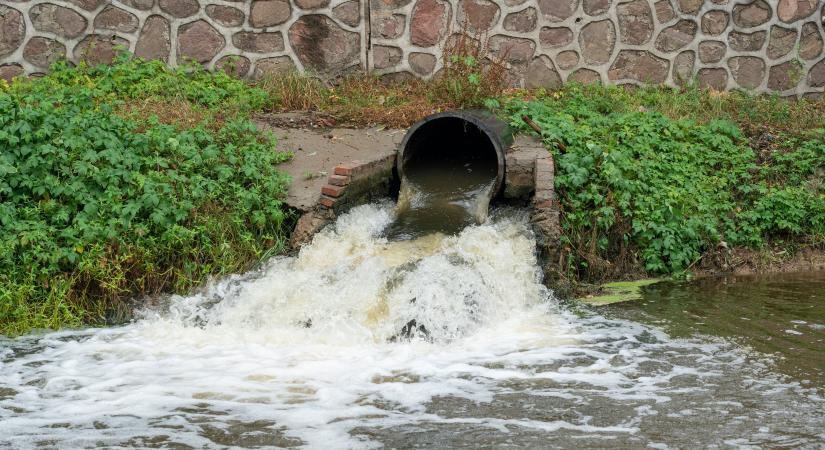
[1,204,822,449]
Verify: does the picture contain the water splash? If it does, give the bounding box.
[1,204,823,449]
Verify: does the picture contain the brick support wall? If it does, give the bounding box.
[290,153,396,247]
[289,134,562,257]
[504,135,562,283]
[3,1,825,96]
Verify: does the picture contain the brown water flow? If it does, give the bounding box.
[386,161,497,240]
[385,120,499,241]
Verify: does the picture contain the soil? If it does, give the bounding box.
[255,111,341,129]
[693,244,825,277]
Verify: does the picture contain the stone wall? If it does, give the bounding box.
[0,0,366,81]
[2,0,825,97]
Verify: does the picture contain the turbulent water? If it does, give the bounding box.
[387,139,498,240]
[386,176,494,241]
[1,204,824,449]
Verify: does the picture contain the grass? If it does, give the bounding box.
[258,73,443,128]
[256,30,508,128]
[258,72,825,141]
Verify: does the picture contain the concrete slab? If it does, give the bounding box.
[256,121,405,211]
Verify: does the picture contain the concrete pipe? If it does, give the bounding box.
[397,109,513,197]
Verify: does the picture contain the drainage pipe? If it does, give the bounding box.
[397,109,514,197]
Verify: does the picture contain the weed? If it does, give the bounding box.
[257,70,327,111]
[505,84,825,280]
[302,170,324,180]
[256,28,508,127]
[0,56,291,335]
[428,28,507,108]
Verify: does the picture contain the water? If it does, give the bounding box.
[608,272,825,388]
[1,204,824,448]
[387,129,498,240]
[387,171,495,241]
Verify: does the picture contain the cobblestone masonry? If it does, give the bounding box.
[3,1,825,96]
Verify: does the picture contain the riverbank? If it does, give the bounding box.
[261,78,824,289]
[2,54,824,335]
[253,110,825,293]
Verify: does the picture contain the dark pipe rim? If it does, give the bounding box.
[397,109,513,197]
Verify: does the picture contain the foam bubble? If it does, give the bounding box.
[1,204,823,449]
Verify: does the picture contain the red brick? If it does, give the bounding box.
[334,160,363,176]
[328,174,350,186]
[334,164,354,176]
[319,196,337,208]
[321,184,346,197]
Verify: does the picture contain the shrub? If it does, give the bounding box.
[427,30,507,109]
[505,84,825,278]
[0,57,290,335]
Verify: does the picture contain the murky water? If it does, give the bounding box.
[608,272,825,388]
[1,204,824,449]
[387,124,498,240]
[387,168,495,241]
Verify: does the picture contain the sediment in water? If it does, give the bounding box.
[1,204,823,449]
[387,161,497,240]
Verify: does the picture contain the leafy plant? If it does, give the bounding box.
[505,84,825,279]
[0,56,291,335]
[429,29,507,109]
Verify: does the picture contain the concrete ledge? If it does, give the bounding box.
[532,153,562,283]
[288,131,562,272]
[253,119,405,212]
[290,153,398,248]
[502,135,562,282]
[504,135,546,200]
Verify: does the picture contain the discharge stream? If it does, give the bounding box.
[1,203,824,448]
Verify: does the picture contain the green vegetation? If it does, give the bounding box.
[257,32,506,128]
[0,56,291,335]
[578,279,663,306]
[3,44,825,334]
[504,84,825,281]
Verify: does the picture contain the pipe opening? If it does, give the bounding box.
[401,117,499,189]
[387,110,512,240]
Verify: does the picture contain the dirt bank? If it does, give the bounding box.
[693,245,825,277]
[259,117,824,298]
